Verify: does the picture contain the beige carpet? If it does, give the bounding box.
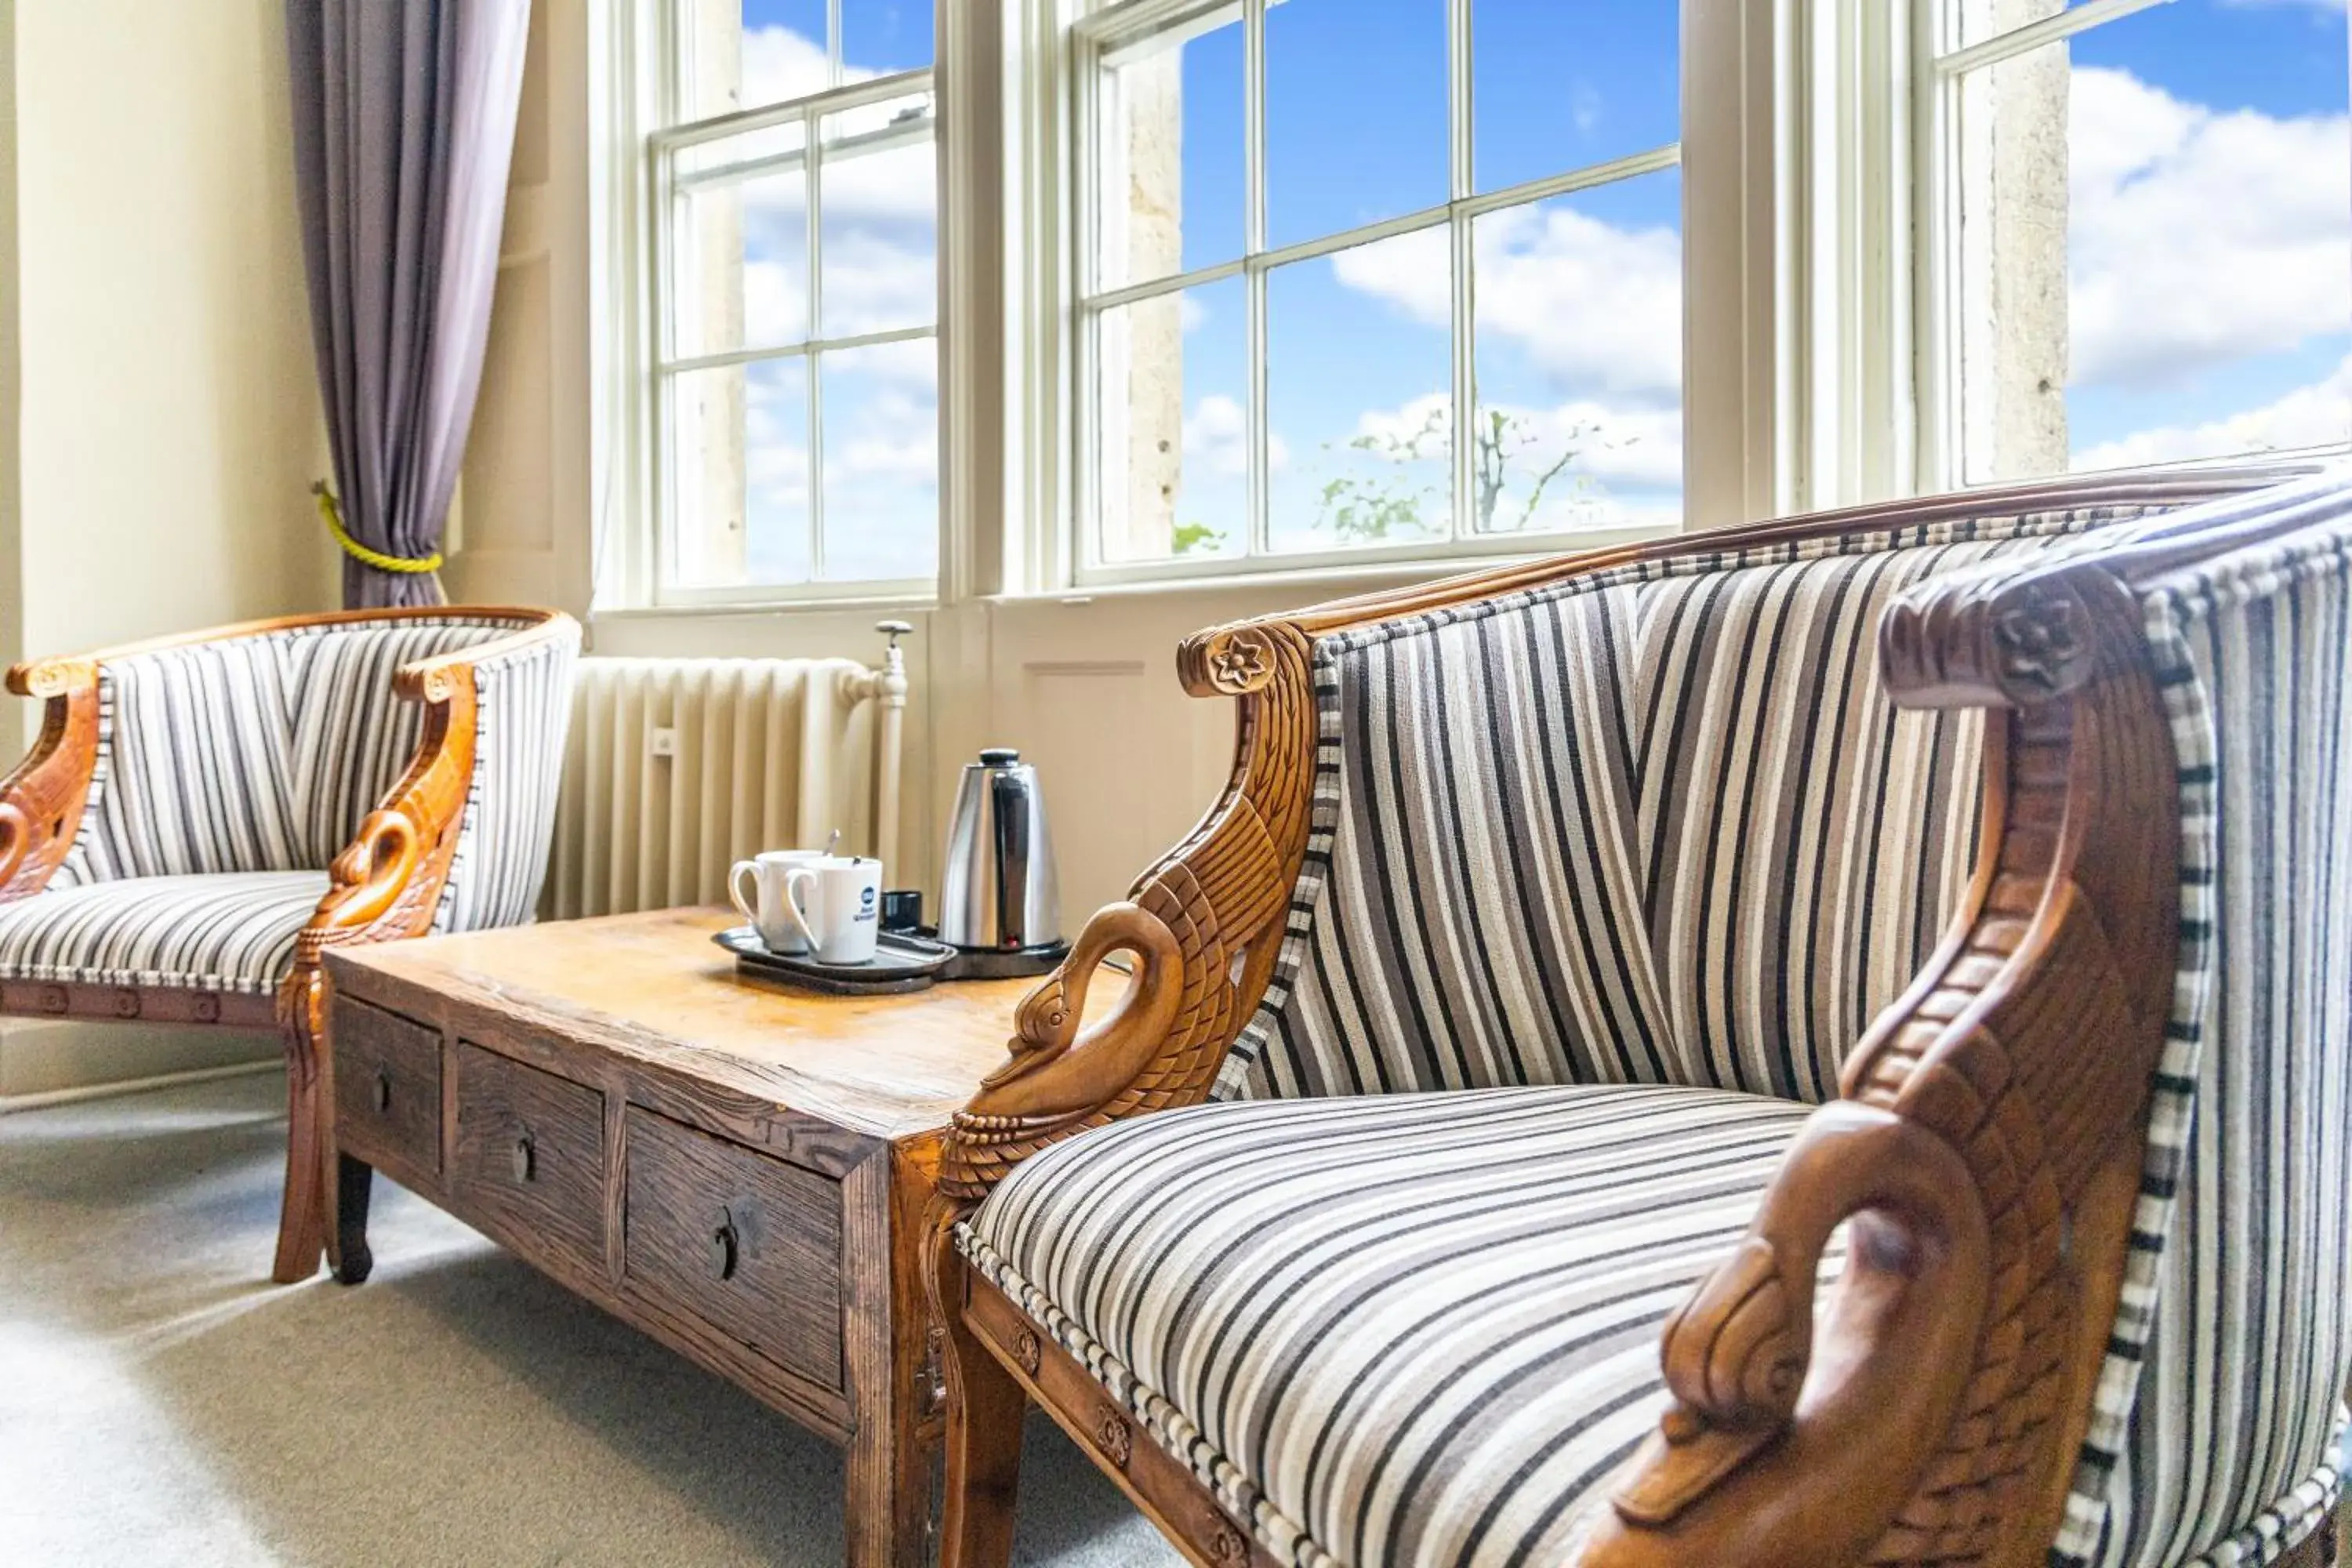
[0,1072,1185,1566]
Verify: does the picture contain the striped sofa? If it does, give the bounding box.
[0,607,579,1282]
[929,466,2352,1568]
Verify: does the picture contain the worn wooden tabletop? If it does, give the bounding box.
[328,906,1080,1142]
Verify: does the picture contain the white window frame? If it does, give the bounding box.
[1064,0,1688,589]
[638,6,945,610]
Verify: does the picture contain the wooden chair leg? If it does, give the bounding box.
[334,1154,374,1286]
[270,1018,328,1284]
[930,1223,1026,1568]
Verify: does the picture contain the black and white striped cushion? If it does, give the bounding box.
[960,1085,1819,1568]
[45,616,579,938]
[434,624,579,934]
[1219,506,2165,1105]
[0,871,328,994]
[2053,481,2352,1568]
[59,618,525,885]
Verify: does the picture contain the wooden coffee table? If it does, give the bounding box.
[322,906,1061,1568]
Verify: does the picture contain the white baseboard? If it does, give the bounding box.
[0,1057,280,1115]
[0,1018,279,1105]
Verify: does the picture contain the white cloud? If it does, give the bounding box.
[2072,353,2352,471]
[1330,204,1681,401]
[2069,65,2351,387]
[739,26,833,107]
[1184,394,1289,476]
[1179,294,1208,334]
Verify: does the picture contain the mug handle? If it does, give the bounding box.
[782,867,822,953]
[728,860,762,927]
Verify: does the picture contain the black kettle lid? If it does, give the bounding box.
[978,746,1021,766]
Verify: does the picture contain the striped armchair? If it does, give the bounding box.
[0,606,579,1282]
[927,466,2352,1568]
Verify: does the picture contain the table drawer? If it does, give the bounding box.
[452,1043,607,1272]
[334,998,441,1178]
[623,1107,843,1391]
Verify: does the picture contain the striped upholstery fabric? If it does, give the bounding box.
[15,615,578,995]
[961,1085,1817,1568]
[0,872,330,994]
[58,618,528,885]
[974,476,2352,1566]
[1220,505,2173,1104]
[2044,480,2352,1568]
[434,625,580,933]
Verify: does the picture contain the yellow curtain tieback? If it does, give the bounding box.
[312,481,445,575]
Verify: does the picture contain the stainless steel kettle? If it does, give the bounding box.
[938,748,1062,956]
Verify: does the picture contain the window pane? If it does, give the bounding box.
[842,0,933,74]
[1093,277,1248,564]
[818,92,938,339]
[818,342,939,580]
[1266,0,1449,250]
[702,2,831,119]
[1471,172,1684,533]
[1094,13,1245,292]
[672,159,808,359]
[671,359,812,588]
[1473,2,1679,194]
[1951,6,2352,485]
[1267,230,1453,554]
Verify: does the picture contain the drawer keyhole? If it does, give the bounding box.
[371,1069,391,1113]
[510,1133,536,1184]
[710,1210,739,1283]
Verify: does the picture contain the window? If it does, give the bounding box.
[1072,0,1683,581]
[1921,0,2352,488]
[649,2,940,601]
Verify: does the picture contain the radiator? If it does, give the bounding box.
[542,642,908,920]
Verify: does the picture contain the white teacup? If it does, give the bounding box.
[730,850,829,955]
[795,856,885,965]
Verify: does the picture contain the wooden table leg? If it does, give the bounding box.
[838,1145,945,1568]
[335,1154,375,1286]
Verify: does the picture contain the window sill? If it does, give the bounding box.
[1005,524,1681,608]
[593,591,941,622]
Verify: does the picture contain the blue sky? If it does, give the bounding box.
[718,0,2352,579]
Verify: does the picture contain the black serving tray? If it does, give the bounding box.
[715,927,959,996]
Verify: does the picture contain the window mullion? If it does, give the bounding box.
[808,103,826,583]
[1245,0,1269,560]
[1448,0,1473,544]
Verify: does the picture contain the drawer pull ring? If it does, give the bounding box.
[510,1133,535,1184]
[710,1210,739,1282]
[371,1069,391,1113]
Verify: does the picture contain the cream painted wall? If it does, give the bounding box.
[0,0,332,1098]
[9,0,331,698]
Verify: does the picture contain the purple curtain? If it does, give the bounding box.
[285,0,533,608]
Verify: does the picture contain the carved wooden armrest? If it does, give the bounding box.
[1581,563,2182,1567]
[283,612,576,1034]
[0,658,103,902]
[937,622,1321,1203]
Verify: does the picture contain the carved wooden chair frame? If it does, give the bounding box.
[924,464,2341,1568]
[0,604,576,1284]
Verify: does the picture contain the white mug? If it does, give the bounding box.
[730,850,827,955]
[795,856,885,965]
